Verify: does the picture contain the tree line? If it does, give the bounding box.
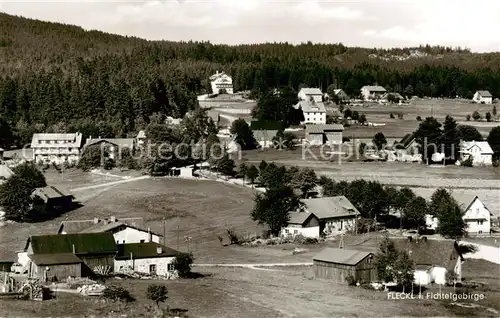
[2,13,500,148]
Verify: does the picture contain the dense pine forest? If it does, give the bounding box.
[1,13,500,147]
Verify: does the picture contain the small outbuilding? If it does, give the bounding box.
[313,247,376,284]
[28,253,88,281]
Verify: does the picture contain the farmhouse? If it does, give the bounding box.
[360,86,386,101]
[302,196,360,235]
[331,89,350,102]
[454,195,494,235]
[209,71,233,94]
[305,124,344,146]
[460,141,493,166]
[79,221,162,244]
[114,242,180,276]
[33,186,74,212]
[472,90,493,104]
[392,239,463,286]
[23,232,118,278]
[281,212,320,238]
[295,100,327,124]
[83,137,136,160]
[313,248,376,284]
[380,92,405,103]
[298,88,323,103]
[253,130,279,149]
[58,216,144,234]
[31,132,83,165]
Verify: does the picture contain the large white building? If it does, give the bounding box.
[31,133,83,164]
[472,90,493,104]
[298,88,323,103]
[460,141,494,166]
[295,100,326,124]
[360,86,387,101]
[209,71,233,94]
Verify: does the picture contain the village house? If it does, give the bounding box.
[78,221,162,244]
[209,71,233,94]
[83,137,136,161]
[305,124,344,146]
[169,166,194,178]
[456,195,494,235]
[58,216,144,234]
[301,196,360,235]
[298,88,323,103]
[380,92,405,103]
[328,89,350,102]
[385,133,421,162]
[281,212,320,238]
[253,130,279,149]
[114,242,180,276]
[459,141,493,166]
[295,100,326,124]
[313,248,376,284]
[31,132,83,165]
[22,232,118,280]
[360,86,387,101]
[392,239,463,286]
[472,90,493,104]
[33,185,74,213]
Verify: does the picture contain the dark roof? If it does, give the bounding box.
[288,212,317,225]
[392,239,462,270]
[305,124,344,134]
[303,196,360,220]
[313,248,372,265]
[115,242,180,260]
[33,186,72,200]
[58,217,144,234]
[29,253,83,266]
[80,221,162,237]
[476,90,492,97]
[26,232,117,255]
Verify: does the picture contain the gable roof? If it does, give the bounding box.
[299,88,323,96]
[26,232,117,255]
[287,212,318,225]
[381,92,405,100]
[361,86,386,92]
[460,141,493,155]
[84,138,135,149]
[253,130,279,142]
[31,133,83,148]
[33,186,72,200]
[58,217,144,234]
[296,100,326,113]
[115,242,180,260]
[302,196,360,220]
[451,194,493,218]
[476,90,492,97]
[80,221,162,237]
[392,239,462,270]
[209,71,231,81]
[305,124,344,134]
[29,253,83,266]
[313,248,372,265]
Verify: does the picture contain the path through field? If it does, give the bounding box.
[70,175,150,192]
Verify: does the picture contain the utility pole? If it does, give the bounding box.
[177,225,180,251]
[163,218,166,245]
[184,236,192,253]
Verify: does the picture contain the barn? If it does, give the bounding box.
[313,248,376,284]
[27,253,91,281]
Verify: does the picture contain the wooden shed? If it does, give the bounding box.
[313,248,376,284]
[28,253,89,281]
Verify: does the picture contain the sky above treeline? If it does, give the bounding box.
[1,0,499,53]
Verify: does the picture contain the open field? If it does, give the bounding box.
[2,260,499,317]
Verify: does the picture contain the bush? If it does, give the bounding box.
[466,114,471,121]
[493,159,500,168]
[102,285,135,302]
[390,113,395,119]
[173,253,194,278]
[146,284,168,307]
[461,156,473,167]
[416,116,422,121]
[226,229,239,245]
[346,275,357,286]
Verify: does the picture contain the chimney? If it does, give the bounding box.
[216,70,219,75]
[148,228,152,242]
[156,246,163,255]
[93,217,99,224]
[110,216,116,223]
[72,244,75,254]
[89,136,92,141]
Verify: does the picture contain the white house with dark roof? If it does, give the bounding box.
[58,216,144,234]
[298,88,323,103]
[360,86,387,101]
[300,196,360,235]
[459,141,494,166]
[473,90,493,104]
[80,221,162,244]
[455,195,494,235]
[209,71,233,94]
[295,100,327,124]
[281,212,320,238]
[31,132,83,164]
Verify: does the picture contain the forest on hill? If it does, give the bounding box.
[1,12,500,147]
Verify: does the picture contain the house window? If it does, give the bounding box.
[122,240,125,244]
[294,229,298,234]
[140,239,145,243]
[149,264,157,274]
[479,230,483,234]
[367,257,372,264]
[477,220,483,225]
[285,229,289,234]
[168,263,175,271]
